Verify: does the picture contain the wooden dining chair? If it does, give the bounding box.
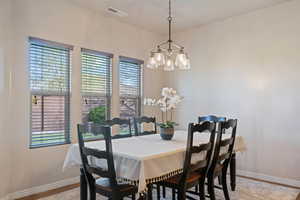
[198,115,227,186]
[77,123,138,200]
[198,115,226,123]
[207,119,237,200]
[104,117,132,139]
[157,121,216,200]
[133,116,157,136]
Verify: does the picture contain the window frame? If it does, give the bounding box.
[80,48,113,141]
[119,56,144,118]
[28,37,73,149]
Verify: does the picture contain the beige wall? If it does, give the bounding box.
[5,0,164,195]
[0,0,12,198]
[168,0,300,182]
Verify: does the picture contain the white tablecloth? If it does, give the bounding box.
[63,130,246,193]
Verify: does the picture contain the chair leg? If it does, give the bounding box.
[172,188,176,200]
[156,185,161,200]
[222,172,230,200]
[89,187,96,200]
[195,185,199,193]
[162,186,166,198]
[199,179,206,200]
[80,168,88,200]
[132,194,136,200]
[207,177,216,200]
[177,189,186,200]
[218,175,222,185]
[230,154,236,191]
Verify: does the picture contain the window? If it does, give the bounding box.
[81,49,112,140]
[29,37,72,148]
[119,57,143,121]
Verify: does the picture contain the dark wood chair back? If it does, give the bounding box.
[198,115,226,123]
[133,116,157,136]
[180,121,216,187]
[77,123,118,190]
[210,119,237,174]
[104,117,132,139]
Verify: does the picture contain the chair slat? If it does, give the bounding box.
[104,117,132,139]
[87,166,112,178]
[134,116,157,136]
[82,147,108,159]
[191,121,215,133]
[218,153,230,162]
[220,138,233,147]
[191,142,212,153]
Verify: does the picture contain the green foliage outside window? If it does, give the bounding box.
[88,106,106,124]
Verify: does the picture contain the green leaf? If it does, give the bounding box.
[157,121,178,128]
[88,106,106,124]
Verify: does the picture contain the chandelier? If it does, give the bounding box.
[147,0,191,71]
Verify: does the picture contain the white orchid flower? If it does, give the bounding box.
[162,87,174,98]
[144,98,157,106]
[144,88,182,118]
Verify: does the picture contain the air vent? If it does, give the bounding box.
[106,7,128,17]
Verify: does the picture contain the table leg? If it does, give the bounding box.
[80,168,88,200]
[230,153,236,191]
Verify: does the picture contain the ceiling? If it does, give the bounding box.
[71,0,290,34]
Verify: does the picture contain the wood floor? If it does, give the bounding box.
[15,183,79,200]
[297,192,300,200]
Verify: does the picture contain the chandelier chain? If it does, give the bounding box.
[168,0,172,50]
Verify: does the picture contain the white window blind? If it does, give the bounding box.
[81,49,112,139]
[29,37,72,148]
[119,57,143,119]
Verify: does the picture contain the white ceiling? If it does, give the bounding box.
[71,0,290,34]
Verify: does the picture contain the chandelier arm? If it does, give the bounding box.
[157,41,169,47]
[171,42,185,49]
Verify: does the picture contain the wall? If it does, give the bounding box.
[0,0,12,198]
[8,0,164,194]
[168,0,300,183]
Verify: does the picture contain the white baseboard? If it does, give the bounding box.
[237,170,300,188]
[8,176,79,200]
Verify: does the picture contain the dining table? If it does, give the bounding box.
[63,130,246,199]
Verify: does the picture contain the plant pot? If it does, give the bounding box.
[160,127,174,140]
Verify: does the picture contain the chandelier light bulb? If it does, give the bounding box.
[181,57,191,70]
[175,51,188,69]
[186,58,191,70]
[147,53,158,69]
[164,55,175,71]
[154,48,165,66]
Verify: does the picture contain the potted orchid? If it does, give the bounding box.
[144,88,183,140]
